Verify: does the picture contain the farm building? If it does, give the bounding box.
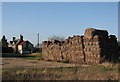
[9,35,34,54]
[8,35,23,52]
[18,40,34,54]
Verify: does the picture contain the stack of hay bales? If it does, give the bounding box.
[60,35,84,64]
[108,35,119,62]
[69,35,84,63]
[42,28,119,64]
[51,40,62,62]
[42,35,85,64]
[42,41,51,60]
[84,28,109,64]
[60,38,70,62]
[42,40,62,61]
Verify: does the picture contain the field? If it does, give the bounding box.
[1,53,120,80]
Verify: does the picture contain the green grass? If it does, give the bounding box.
[25,56,40,60]
[100,66,113,72]
[24,53,43,60]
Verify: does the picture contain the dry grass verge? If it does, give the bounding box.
[2,63,119,80]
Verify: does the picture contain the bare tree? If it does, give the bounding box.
[48,35,65,41]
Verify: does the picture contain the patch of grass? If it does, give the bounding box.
[2,63,118,80]
[23,53,43,60]
[2,68,64,80]
[25,56,40,60]
[101,67,113,72]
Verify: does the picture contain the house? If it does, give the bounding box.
[9,35,24,53]
[9,35,34,54]
[18,40,34,54]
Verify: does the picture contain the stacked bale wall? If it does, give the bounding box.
[42,40,62,61]
[61,35,85,63]
[83,28,109,64]
[108,35,119,62]
[42,28,119,64]
[42,35,85,64]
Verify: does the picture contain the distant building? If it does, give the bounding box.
[18,40,34,54]
[9,35,35,54]
[9,35,23,52]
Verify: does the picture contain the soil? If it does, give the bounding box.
[1,57,78,68]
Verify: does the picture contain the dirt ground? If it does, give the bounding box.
[1,57,78,68]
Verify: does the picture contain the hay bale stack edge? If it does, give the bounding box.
[42,28,119,64]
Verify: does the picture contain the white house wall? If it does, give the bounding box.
[18,45,22,51]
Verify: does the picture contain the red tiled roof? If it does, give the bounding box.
[19,41,26,45]
[18,40,33,46]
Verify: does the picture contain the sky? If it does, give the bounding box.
[1,0,120,2]
[2,2,118,45]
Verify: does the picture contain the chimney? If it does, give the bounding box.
[13,37,15,41]
[20,34,23,41]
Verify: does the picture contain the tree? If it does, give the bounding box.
[0,35,8,48]
[48,35,65,41]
